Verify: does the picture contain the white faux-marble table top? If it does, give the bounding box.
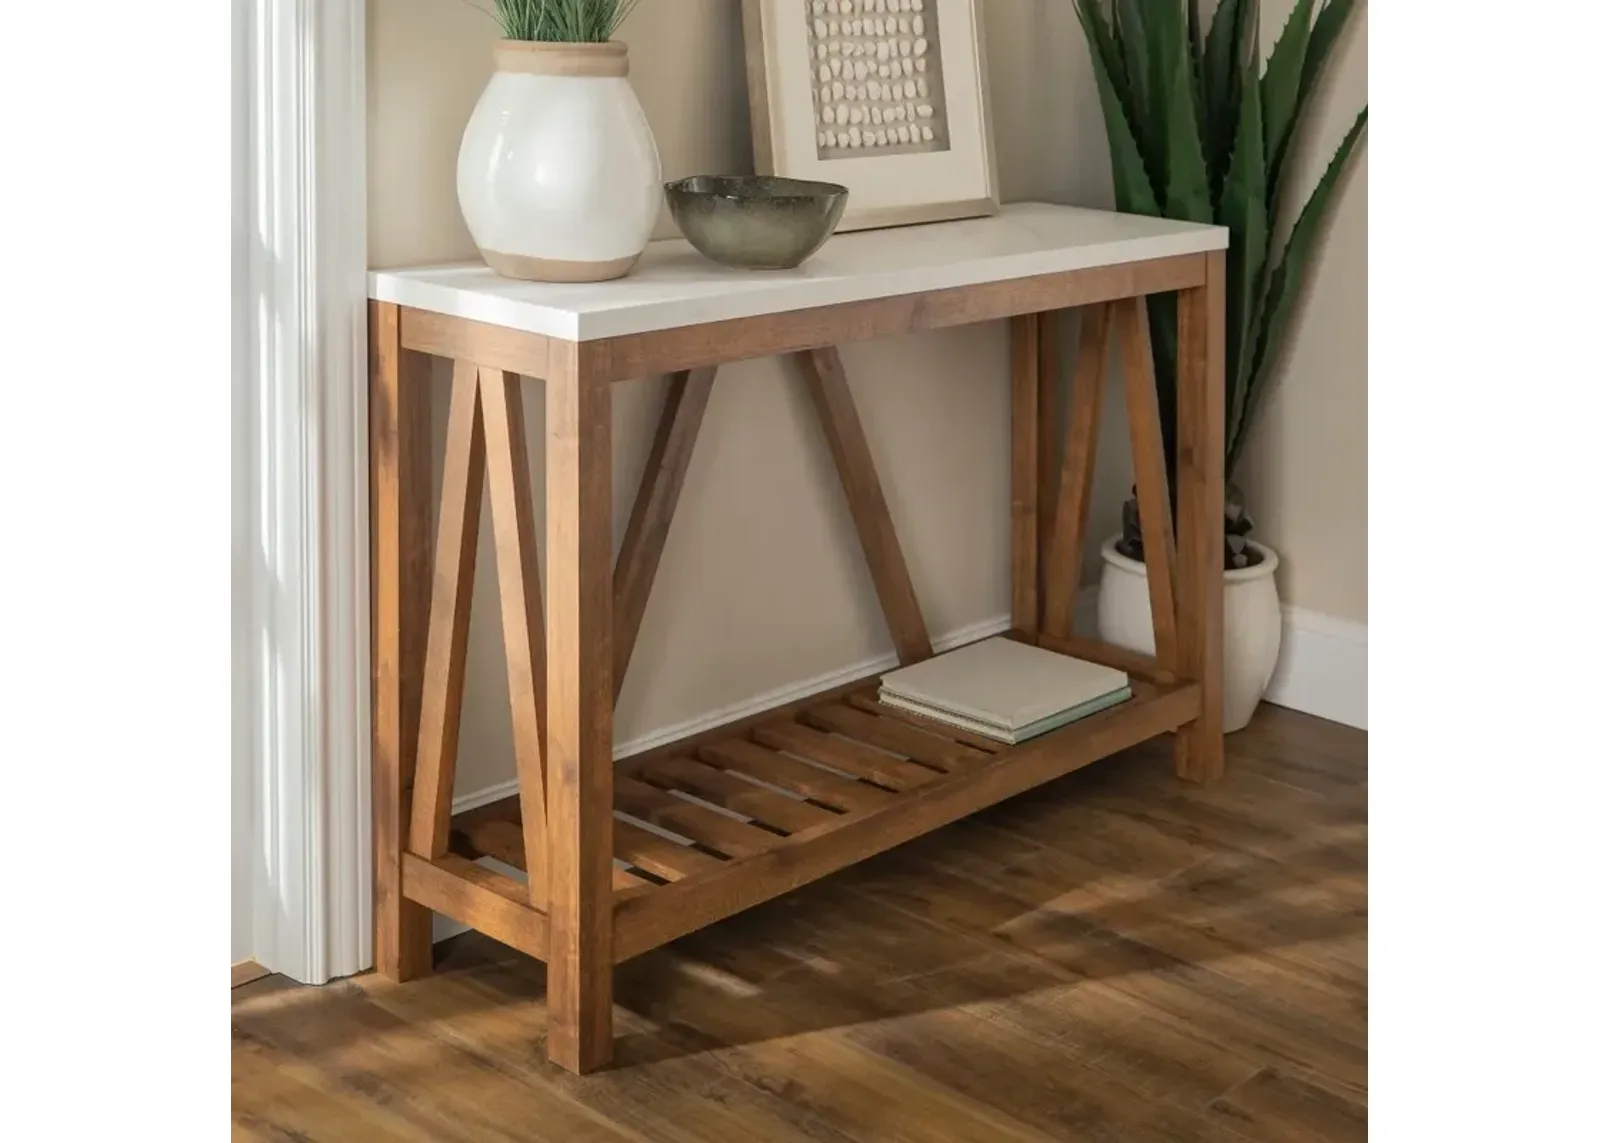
[369,202,1228,342]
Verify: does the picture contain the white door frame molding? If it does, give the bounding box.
[234,0,371,984]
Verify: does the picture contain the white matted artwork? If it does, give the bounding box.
[743,0,999,231]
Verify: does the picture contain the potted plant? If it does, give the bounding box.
[1073,0,1367,732]
[458,1,661,282]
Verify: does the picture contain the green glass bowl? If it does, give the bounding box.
[665,175,849,271]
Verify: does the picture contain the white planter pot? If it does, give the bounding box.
[457,41,662,282]
[1096,536,1282,734]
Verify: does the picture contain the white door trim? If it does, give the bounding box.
[234,0,371,984]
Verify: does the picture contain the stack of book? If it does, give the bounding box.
[878,636,1132,746]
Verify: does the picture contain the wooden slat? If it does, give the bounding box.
[453,811,650,894]
[1174,252,1226,783]
[401,308,552,382]
[585,254,1210,382]
[1042,303,1110,638]
[1115,299,1179,669]
[614,682,1202,961]
[632,755,837,835]
[844,692,1005,753]
[1010,313,1040,634]
[409,362,486,859]
[544,341,616,1073]
[613,367,718,697]
[401,853,548,961]
[1038,309,1062,577]
[612,820,726,882]
[794,347,932,666]
[370,301,434,981]
[753,719,939,791]
[698,739,895,814]
[613,775,782,858]
[802,702,989,774]
[1031,630,1180,686]
[479,367,550,910]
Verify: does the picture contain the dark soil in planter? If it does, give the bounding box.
[1115,486,1266,571]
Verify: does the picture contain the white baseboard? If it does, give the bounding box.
[1262,605,1368,731]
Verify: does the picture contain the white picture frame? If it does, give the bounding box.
[743,0,999,232]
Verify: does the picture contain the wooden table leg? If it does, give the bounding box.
[370,301,435,979]
[1174,253,1226,782]
[544,341,616,1073]
[1010,314,1041,635]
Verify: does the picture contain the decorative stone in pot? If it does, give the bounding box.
[457,40,662,282]
[1096,536,1283,733]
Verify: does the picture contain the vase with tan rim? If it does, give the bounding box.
[457,40,662,283]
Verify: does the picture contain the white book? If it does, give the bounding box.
[878,636,1131,741]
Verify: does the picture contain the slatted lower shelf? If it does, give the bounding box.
[444,639,1199,964]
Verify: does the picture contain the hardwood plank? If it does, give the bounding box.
[1010,313,1040,634]
[699,738,896,814]
[613,366,717,697]
[845,691,1005,753]
[1174,251,1226,782]
[613,775,782,858]
[1116,299,1179,669]
[543,341,615,1072]
[401,854,548,961]
[370,300,434,980]
[237,705,1365,1141]
[1206,1067,1367,1143]
[754,718,939,790]
[587,254,1210,381]
[632,754,838,835]
[795,346,932,665]
[803,702,990,773]
[400,307,551,381]
[479,367,551,909]
[409,361,486,859]
[1041,303,1109,638]
[612,820,726,881]
[231,960,270,989]
[615,682,1200,960]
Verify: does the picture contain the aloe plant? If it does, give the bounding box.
[1074,0,1366,569]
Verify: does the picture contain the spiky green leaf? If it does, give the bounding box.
[1218,50,1267,458]
[1271,0,1358,192]
[1114,0,1164,194]
[1260,0,1314,197]
[1075,1,1161,216]
[1160,9,1212,224]
[1230,108,1367,470]
[1200,0,1240,197]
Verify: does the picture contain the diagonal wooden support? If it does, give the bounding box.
[1041,304,1111,639]
[1114,298,1179,669]
[794,346,933,665]
[1037,311,1062,569]
[409,361,486,859]
[479,368,551,911]
[613,366,718,698]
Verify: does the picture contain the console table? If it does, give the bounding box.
[368,202,1228,1074]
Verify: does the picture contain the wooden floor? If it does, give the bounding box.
[233,704,1366,1143]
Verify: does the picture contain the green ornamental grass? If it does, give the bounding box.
[487,0,642,42]
[1074,0,1367,568]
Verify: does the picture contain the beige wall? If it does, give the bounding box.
[367,0,1366,794]
[1236,0,1368,622]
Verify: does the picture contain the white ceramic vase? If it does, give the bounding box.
[1096,536,1283,733]
[457,40,662,283]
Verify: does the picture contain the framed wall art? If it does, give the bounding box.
[743,0,999,232]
